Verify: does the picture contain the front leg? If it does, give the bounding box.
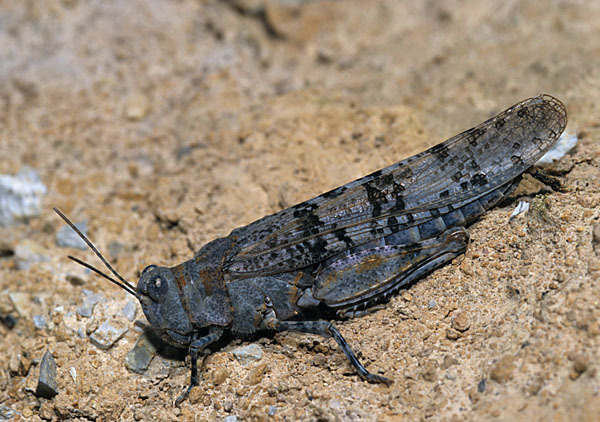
[264,317,392,384]
[175,327,224,406]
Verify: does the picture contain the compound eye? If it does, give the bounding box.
[142,264,158,275]
[146,275,168,302]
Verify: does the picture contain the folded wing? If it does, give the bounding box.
[225,95,567,277]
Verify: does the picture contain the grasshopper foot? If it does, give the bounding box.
[362,372,394,385]
[175,386,193,407]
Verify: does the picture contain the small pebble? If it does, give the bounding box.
[526,376,544,395]
[441,354,459,369]
[69,367,77,383]
[126,92,150,120]
[125,334,157,373]
[588,258,600,273]
[85,319,98,336]
[89,320,129,350]
[38,402,54,420]
[232,344,263,364]
[588,321,600,337]
[420,359,438,382]
[0,168,47,227]
[244,362,268,386]
[82,289,102,303]
[224,416,238,422]
[8,353,20,375]
[0,314,17,329]
[490,355,515,383]
[268,405,277,417]
[0,404,19,420]
[36,351,58,399]
[76,304,95,318]
[188,386,204,405]
[477,378,487,393]
[9,292,33,318]
[65,273,86,286]
[56,220,88,250]
[568,352,589,374]
[509,200,529,221]
[451,311,471,332]
[211,367,230,386]
[121,300,137,321]
[223,400,233,413]
[427,299,437,310]
[14,240,50,270]
[445,329,460,340]
[0,293,14,315]
[76,290,102,318]
[329,399,342,410]
[32,314,46,329]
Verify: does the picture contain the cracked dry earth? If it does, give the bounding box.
[1,1,600,421]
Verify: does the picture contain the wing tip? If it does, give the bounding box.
[537,93,568,131]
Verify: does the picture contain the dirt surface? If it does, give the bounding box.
[1,1,600,421]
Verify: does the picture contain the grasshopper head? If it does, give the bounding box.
[53,208,195,349]
[137,264,194,348]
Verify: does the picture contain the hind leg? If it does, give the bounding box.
[264,228,468,384]
[312,227,469,312]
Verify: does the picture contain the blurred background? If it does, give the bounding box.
[1,1,599,421]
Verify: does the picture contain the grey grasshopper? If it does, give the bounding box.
[55,94,567,404]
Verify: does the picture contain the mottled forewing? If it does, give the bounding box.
[225,95,567,276]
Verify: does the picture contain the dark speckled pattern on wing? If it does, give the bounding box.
[225,95,567,277]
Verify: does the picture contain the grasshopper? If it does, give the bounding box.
[55,94,567,404]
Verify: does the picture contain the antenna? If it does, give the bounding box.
[53,208,137,297]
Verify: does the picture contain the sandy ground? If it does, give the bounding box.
[1,1,599,421]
